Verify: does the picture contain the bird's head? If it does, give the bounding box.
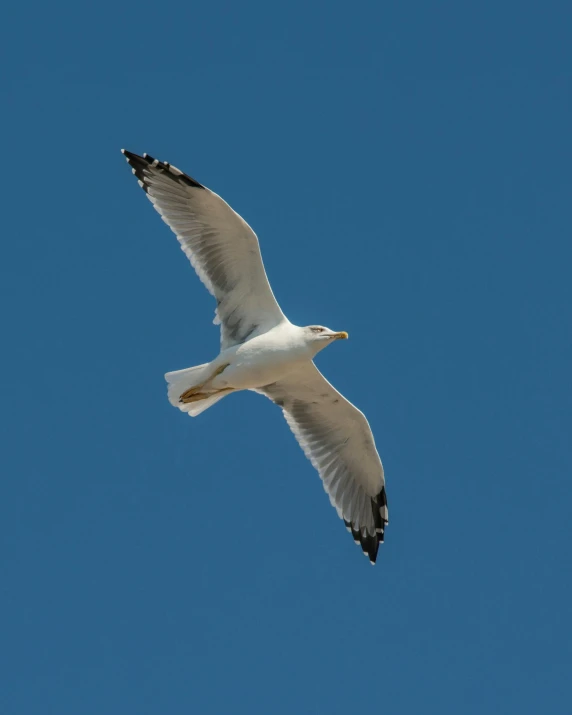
[303,325,348,355]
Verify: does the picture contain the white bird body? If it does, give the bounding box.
[209,323,321,390]
[122,149,389,563]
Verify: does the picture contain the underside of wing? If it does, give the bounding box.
[122,150,286,347]
[257,363,388,564]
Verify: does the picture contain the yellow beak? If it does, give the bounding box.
[333,331,349,340]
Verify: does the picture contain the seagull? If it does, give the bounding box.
[121,149,388,563]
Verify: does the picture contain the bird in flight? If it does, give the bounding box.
[121,150,388,563]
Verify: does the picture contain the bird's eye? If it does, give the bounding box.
[311,327,324,333]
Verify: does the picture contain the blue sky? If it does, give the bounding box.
[2,1,571,713]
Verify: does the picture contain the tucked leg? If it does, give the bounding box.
[179,363,230,402]
[179,387,235,405]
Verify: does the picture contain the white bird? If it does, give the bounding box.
[121,150,388,563]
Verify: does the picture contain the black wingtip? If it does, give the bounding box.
[344,487,388,565]
[344,520,380,564]
[121,149,205,191]
[121,148,138,160]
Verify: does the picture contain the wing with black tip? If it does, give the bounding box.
[256,362,388,564]
[122,150,287,348]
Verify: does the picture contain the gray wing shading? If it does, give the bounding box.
[256,362,388,564]
[122,150,287,348]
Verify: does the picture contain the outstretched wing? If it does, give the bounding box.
[122,150,287,348]
[257,362,388,564]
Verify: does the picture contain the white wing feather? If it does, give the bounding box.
[122,150,287,348]
[256,362,388,563]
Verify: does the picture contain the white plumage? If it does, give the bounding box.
[122,149,388,563]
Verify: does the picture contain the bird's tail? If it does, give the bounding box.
[165,364,231,417]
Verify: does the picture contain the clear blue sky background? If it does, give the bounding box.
[2,1,571,713]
